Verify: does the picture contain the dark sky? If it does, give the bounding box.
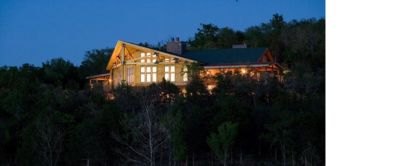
[0,0,325,66]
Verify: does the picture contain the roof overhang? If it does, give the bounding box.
[204,63,271,69]
[85,73,110,80]
[106,40,197,71]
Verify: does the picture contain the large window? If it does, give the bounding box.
[141,66,157,83]
[164,65,175,82]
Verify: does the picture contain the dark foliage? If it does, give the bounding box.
[0,14,324,165]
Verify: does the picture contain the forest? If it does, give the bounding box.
[0,14,325,166]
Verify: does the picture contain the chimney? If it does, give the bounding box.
[166,37,186,55]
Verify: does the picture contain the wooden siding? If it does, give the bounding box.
[109,45,190,88]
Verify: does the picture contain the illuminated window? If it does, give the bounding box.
[140,67,145,82]
[152,66,157,82]
[164,65,175,82]
[183,66,188,82]
[146,73,151,82]
[140,52,157,64]
[141,66,157,83]
[171,73,175,82]
[140,53,145,63]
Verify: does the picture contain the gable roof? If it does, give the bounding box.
[182,48,268,65]
[106,40,196,70]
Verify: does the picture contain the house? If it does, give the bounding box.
[86,38,282,91]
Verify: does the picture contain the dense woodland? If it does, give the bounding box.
[0,14,325,166]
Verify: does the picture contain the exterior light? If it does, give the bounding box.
[207,85,216,90]
[241,68,247,74]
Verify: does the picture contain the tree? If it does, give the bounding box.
[280,19,325,69]
[268,13,286,63]
[0,14,325,165]
[216,27,240,48]
[35,114,64,166]
[112,85,169,166]
[40,58,81,89]
[186,63,208,98]
[165,98,187,163]
[207,121,238,166]
[190,23,219,49]
[262,110,295,166]
[271,14,284,32]
[79,48,113,79]
[245,26,267,47]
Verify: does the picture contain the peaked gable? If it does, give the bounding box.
[106,40,196,70]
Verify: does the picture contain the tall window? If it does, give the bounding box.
[127,67,134,84]
[141,66,157,83]
[140,53,145,63]
[164,65,175,82]
[146,53,151,63]
[183,66,188,82]
[152,66,157,81]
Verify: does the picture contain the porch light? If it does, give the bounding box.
[207,85,216,91]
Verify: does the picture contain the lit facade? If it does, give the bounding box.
[87,40,282,90]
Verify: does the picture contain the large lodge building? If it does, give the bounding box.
[87,38,283,91]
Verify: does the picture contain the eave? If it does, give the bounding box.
[204,63,271,69]
[85,73,110,80]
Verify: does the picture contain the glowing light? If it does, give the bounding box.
[241,68,247,74]
[207,85,216,90]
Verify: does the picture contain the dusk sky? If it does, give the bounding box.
[0,0,325,66]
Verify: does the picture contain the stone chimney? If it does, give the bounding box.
[166,37,186,55]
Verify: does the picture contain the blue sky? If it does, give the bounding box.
[0,0,325,66]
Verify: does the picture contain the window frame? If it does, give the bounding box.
[141,65,157,83]
[164,65,176,82]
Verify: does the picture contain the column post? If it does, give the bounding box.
[121,43,126,84]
